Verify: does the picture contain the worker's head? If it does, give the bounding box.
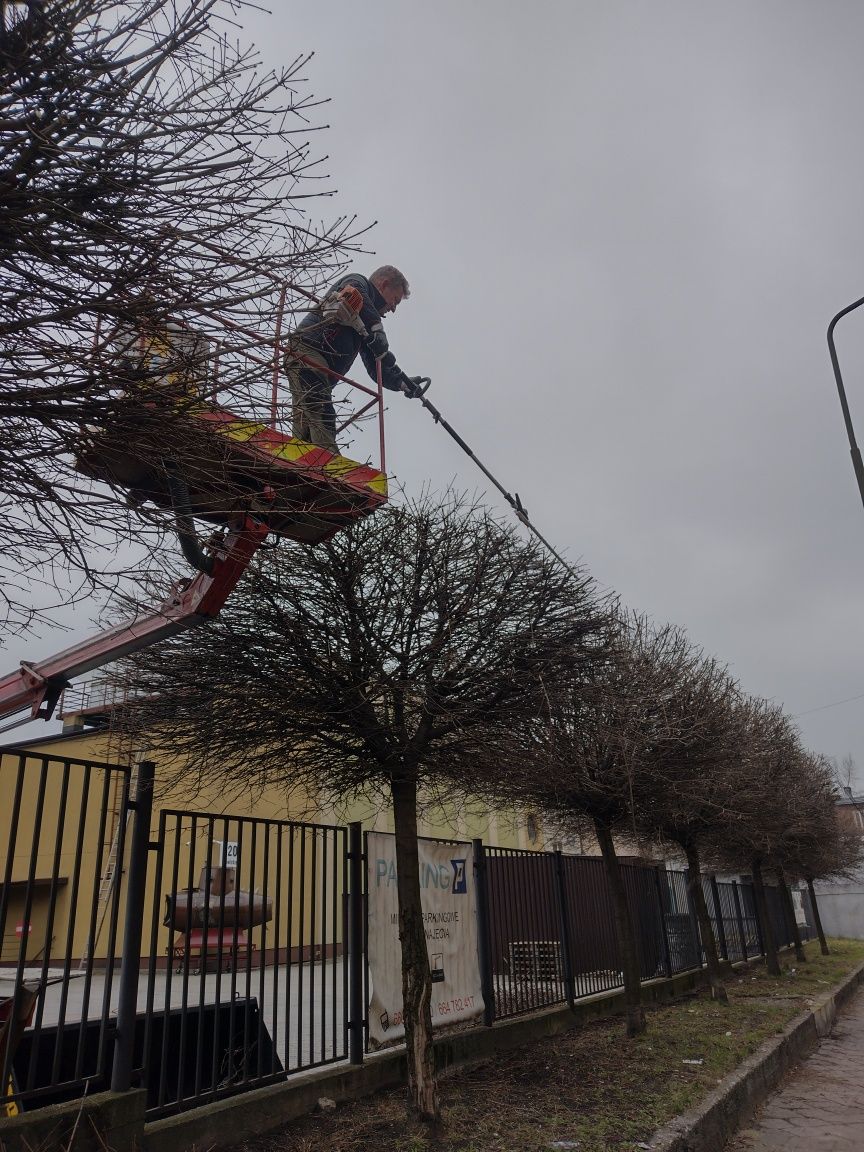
[370,266,410,314]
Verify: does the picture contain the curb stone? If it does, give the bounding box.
[645,958,864,1152]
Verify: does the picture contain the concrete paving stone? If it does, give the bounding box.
[725,986,864,1151]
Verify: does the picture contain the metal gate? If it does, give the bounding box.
[139,808,354,1118]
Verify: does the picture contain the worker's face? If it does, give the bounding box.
[377,280,406,314]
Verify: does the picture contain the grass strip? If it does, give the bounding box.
[231,938,864,1152]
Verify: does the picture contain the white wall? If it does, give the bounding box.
[813,870,864,940]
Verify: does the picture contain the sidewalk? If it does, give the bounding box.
[727,985,864,1151]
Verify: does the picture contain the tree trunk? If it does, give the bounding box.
[594,818,646,1036]
[775,869,806,963]
[391,772,439,1121]
[805,877,830,955]
[751,858,781,976]
[684,844,728,1002]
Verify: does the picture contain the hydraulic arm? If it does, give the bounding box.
[0,515,268,724]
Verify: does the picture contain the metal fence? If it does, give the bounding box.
[0,747,131,1111]
[478,844,804,1023]
[140,808,353,1118]
[481,847,569,1017]
[478,849,681,1019]
[1,747,809,1120]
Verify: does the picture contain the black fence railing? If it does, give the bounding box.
[0,751,811,1121]
[141,810,352,1119]
[482,847,568,1017]
[477,845,805,1024]
[0,747,131,1112]
[713,880,745,962]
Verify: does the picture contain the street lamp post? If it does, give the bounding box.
[828,296,864,512]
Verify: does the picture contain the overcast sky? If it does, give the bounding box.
[8,1,864,782]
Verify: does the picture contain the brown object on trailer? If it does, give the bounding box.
[163,865,274,933]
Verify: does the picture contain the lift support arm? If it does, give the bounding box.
[0,515,269,724]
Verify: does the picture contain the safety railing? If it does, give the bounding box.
[94,285,389,476]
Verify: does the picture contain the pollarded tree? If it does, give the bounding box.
[118,492,608,1120]
[0,0,362,637]
[628,647,745,1003]
[489,614,692,1037]
[775,753,863,957]
[763,749,830,963]
[702,699,806,977]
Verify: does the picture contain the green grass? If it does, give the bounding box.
[232,939,864,1152]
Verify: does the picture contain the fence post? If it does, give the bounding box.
[654,866,673,977]
[779,883,795,949]
[552,849,576,1008]
[710,876,729,961]
[750,881,766,957]
[731,881,748,962]
[347,822,365,1064]
[472,839,496,1026]
[111,760,155,1092]
[685,878,703,969]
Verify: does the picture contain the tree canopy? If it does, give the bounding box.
[1,0,362,636]
[119,491,609,1116]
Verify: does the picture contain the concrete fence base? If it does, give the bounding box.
[0,1088,146,1152]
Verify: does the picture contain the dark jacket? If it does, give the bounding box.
[289,273,403,391]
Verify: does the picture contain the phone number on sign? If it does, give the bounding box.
[435,994,475,1016]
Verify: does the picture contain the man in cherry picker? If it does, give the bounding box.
[284,265,427,453]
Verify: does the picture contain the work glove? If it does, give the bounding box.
[366,324,390,360]
[401,376,428,398]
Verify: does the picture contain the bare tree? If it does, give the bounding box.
[764,750,828,963]
[628,646,745,1003]
[780,753,864,956]
[701,700,806,977]
[835,754,858,799]
[1,0,363,637]
[117,493,607,1120]
[488,614,696,1037]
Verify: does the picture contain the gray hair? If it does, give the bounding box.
[369,265,410,298]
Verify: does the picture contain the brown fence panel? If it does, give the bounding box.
[484,848,566,1018]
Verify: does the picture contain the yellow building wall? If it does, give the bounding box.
[2,728,598,966]
[1,741,129,966]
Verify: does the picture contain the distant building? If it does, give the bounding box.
[811,793,864,940]
[835,793,864,835]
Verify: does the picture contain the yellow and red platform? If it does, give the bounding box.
[77,400,388,544]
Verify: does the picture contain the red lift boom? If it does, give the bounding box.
[0,306,390,727]
[0,517,268,723]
